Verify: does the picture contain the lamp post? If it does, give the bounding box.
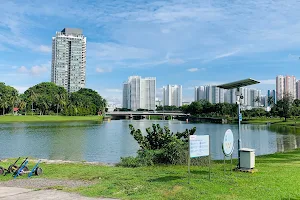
[218,78,260,169]
[236,87,242,168]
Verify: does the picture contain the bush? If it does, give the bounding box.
[118,124,196,167]
[117,157,142,168]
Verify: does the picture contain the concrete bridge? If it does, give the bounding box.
[105,111,189,119]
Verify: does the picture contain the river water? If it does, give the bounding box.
[0,120,299,164]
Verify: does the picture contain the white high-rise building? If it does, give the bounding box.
[276,75,296,100]
[219,88,225,103]
[194,86,206,101]
[296,81,300,99]
[195,85,262,109]
[51,28,86,93]
[276,75,284,100]
[122,76,156,111]
[224,88,236,104]
[163,85,182,107]
[285,75,296,99]
[122,82,129,109]
[195,85,224,104]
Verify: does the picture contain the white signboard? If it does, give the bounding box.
[189,135,210,158]
[222,129,234,156]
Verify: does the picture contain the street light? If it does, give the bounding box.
[217,78,260,169]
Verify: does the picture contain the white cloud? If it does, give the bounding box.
[165,53,185,64]
[89,42,154,61]
[214,49,241,59]
[31,65,47,75]
[187,68,205,72]
[17,65,48,76]
[18,66,29,73]
[259,79,276,85]
[105,89,122,93]
[161,29,170,34]
[11,86,29,94]
[167,58,185,64]
[187,68,198,72]
[38,45,51,53]
[96,67,112,73]
[288,54,300,60]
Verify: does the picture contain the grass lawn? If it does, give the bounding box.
[243,117,300,126]
[0,115,103,123]
[1,149,300,199]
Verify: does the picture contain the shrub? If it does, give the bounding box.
[118,124,196,167]
[117,157,142,168]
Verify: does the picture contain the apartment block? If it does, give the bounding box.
[51,28,86,93]
[163,85,182,107]
[122,76,156,111]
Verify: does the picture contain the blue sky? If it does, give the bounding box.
[1,0,300,105]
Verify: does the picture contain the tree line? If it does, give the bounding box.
[0,82,107,116]
[151,95,298,121]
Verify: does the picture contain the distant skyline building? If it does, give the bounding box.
[276,75,296,100]
[276,75,284,100]
[285,75,296,99]
[163,85,182,107]
[296,80,300,99]
[194,86,206,101]
[195,85,262,108]
[51,28,86,93]
[195,85,229,104]
[122,76,156,111]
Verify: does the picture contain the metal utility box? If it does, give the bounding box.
[239,148,255,169]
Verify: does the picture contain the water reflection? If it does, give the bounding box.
[0,120,299,163]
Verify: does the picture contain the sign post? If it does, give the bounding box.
[188,135,210,183]
[222,129,234,174]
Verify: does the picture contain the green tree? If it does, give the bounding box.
[24,82,68,115]
[71,88,106,115]
[254,96,260,107]
[268,96,275,107]
[9,88,19,115]
[0,83,18,115]
[123,124,197,166]
[293,99,300,107]
[18,94,27,115]
[275,94,293,121]
[55,88,67,115]
[187,101,203,115]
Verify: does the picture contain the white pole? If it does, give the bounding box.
[237,88,241,169]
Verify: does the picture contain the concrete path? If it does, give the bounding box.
[0,187,117,200]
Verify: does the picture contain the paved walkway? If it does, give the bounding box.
[0,187,117,200]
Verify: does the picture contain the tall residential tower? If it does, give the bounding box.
[163,85,182,107]
[122,76,156,111]
[51,28,86,93]
[276,75,296,100]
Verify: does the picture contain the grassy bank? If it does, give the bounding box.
[243,117,300,127]
[1,149,300,199]
[0,115,103,123]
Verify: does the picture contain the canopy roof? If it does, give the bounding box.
[217,78,260,89]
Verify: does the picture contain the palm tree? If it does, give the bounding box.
[28,90,37,115]
[55,92,67,115]
[10,90,19,115]
[0,96,9,115]
[18,99,27,115]
[101,98,107,114]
